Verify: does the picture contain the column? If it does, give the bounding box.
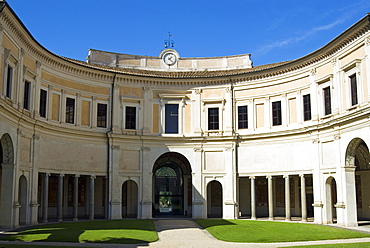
[89,176,95,220]
[284,175,291,221]
[73,174,79,221]
[300,174,307,222]
[57,174,64,222]
[42,173,49,223]
[250,176,256,220]
[267,175,274,220]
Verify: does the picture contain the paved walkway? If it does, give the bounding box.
[1,219,370,247]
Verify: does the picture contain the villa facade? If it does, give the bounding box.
[0,2,370,228]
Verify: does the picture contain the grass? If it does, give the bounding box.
[288,243,370,247]
[196,219,370,243]
[1,219,158,244]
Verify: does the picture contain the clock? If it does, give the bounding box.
[163,53,177,66]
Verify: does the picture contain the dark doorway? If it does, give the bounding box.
[153,152,192,217]
[207,180,223,218]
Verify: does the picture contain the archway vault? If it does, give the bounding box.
[153,152,192,216]
[1,133,14,164]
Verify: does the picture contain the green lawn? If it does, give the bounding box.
[196,219,370,243]
[288,242,370,247]
[1,219,158,244]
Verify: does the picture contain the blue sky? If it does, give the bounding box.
[5,0,370,66]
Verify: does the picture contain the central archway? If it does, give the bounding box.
[153,152,192,217]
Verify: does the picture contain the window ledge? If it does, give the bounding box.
[205,130,223,136]
[347,105,358,111]
[320,114,333,120]
[123,129,139,135]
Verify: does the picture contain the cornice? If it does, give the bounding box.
[1,4,369,87]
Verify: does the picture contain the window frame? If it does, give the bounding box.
[272,101,282,126]
[159,94,186,136]
[5,65,13,99]
[97,103,108,128]
[164,103,179,134]
[208,107,220,130]
[323,86,332,116]
[65,97,75,124]
[125,105,137,130]
[39,88,48,118]
[237,105,248,129]
[349,74,358,106]
[23,80,31,110]
[303,94,311,121]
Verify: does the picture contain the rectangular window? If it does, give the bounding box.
[39,89,47,118]
[350,74,358,106]
[65,97,75,124]
[23,81,31,110]
[6,65,13,98]
[303,94,311,121]
[125,106,136,130]
[323,87,331,115]
[272,101,282,126]
[208,107,219,130]
[165,104,178,133]
[97,103,107,128]
[238,106,248,129]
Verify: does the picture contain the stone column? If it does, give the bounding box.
[42,173,49,223]
[57,174,64,222]
[250,176,256,220]
[89,176,95,220]
[73,174,79,221]
[267,175,274,220]
[300,174,307,222]
[284,175,291,221]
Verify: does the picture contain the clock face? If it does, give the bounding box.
[163,53,176,65]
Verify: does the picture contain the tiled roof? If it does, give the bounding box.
[63,57,293,79]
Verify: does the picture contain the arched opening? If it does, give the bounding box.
[0,133,14,164]
[346,138,370,221]
[19,176,28,225]
[325,177,337,224]
[153,152,192,217]
[207,180,223,218]
[122,180,138,218]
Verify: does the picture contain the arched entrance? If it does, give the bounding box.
[0,133,15,227]
[346,138,370,221]
[122,180,138,218]
[207,180,223,218]
[153,152,192,217]
[325,177,337,224]
[19,176,28,225]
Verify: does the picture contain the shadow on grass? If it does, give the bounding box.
[1,220,157,244]
[195,219,236,229]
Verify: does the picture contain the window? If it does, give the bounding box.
[125,106,136,129]
[6,65,13,98]
[238,106,248,129]
[23,81,31,110]
[323,87,331,115]
[303,94,311,121]
[65,97,75,124]
[350,74,358,106]
[39,89,47,118]
[272,101,282,126]
[165,104,178,133]
[97,103,107,128]
[208,107,219,130]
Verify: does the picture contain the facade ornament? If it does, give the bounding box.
[310,68,317,76]
[195,89,202,95]
[111,145,120,150]
[143,87,150,93]
[36,61,42,68]
[225,87,232,93]
[365,36,370,46]
[331,58,337,66]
